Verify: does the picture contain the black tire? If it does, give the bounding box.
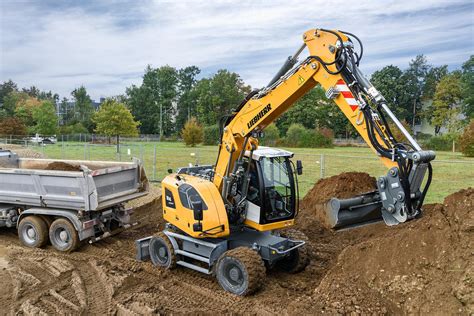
[149,232,176,269]
[216,247,265,296]
[49,218,80,252]
[18,216,49,248]
[278,229,310,273]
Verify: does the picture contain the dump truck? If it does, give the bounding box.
[0,149,148,252]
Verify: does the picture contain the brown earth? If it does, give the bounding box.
[0,144,45,159]
[45,161,82,171]
[0,174,472,315]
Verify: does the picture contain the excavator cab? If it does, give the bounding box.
[244,147,298,227]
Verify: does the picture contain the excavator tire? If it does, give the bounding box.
[278,229,310,273]
[216,247,265,296]
[149,232,176,269]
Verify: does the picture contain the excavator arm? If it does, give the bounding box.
[213,28,435,229]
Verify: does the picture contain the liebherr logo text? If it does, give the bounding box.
[247,104,271,129]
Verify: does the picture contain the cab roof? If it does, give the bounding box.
[246,146,294,161]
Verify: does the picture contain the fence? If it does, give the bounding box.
[0,139,472,204]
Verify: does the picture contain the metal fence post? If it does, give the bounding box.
[320,154,325,179]
[153,144,157,181]
[84,143,87,160]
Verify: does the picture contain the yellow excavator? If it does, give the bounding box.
[136,28,435,295]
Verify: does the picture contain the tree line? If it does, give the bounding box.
[0,54,472,144]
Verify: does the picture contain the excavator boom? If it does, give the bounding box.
[213,28,435,229]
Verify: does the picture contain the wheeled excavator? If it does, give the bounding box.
[136,28,435,295]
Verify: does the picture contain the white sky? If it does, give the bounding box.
[1,0,473,100]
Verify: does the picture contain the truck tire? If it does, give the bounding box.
[278,229,310,273]
[49,218,80,252]
[18,216,49,248]
[216,247,265,296]
[149,232,176,269]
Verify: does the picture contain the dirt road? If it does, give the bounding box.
[0,174,472,315]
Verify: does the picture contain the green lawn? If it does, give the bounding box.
[37,141,474,204]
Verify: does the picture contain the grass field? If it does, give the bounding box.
[35,141,474,204]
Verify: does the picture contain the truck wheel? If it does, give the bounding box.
[49,218,80,252]
[278,230,309,273]
[149,232,176,269]
[18,216,48,248]
[216,247,265,296]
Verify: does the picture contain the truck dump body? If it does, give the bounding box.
[0,158,148,211]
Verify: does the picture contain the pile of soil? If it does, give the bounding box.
[0,145,44,159]
[298,172,377,230]
[45,161,82,171]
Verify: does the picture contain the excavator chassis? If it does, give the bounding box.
[136,224,305,274]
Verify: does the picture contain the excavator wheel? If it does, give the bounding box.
[278,229,310,273]
[18,216,49,248]
[215,247,265,296]
[149,232,176,269]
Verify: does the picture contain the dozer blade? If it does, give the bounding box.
[325,191,386,230]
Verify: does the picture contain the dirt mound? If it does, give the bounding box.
[298,172,377,230]
[302,172,377,205]
[45,161,82,171]
[0,145,44,159]
[295,188,473,315]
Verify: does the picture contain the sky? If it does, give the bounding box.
[1,0,473,101]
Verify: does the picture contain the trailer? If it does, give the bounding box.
[0,149,149,252]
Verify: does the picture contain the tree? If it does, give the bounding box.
[14,94,42,127]
[459,119,474,157]
[277,86,354,137]
[32,101,58,135]
[59,97,74,125]
[430,72,463,134]
[2,90,27,117]
[423,65,448,100]
[461,55,474,119]
[176,66,200,131]
[0,80,18,104]
[93,99,140,152]
[403,55,431,129]
[126,65,178,136]
[194,70,251,125]
[0,117,27,136]
[71,86,93,130]
[181,117,203,147]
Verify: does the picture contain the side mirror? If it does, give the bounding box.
[191,199,203,221]
[296,160,303,175]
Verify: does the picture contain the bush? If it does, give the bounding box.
[460,119,474,157]
[261,123,280,146]
[203,124,220,145]
[182,117,203,147]
[0,117,27,136]
[283,124,333,148]
[59,123,88,135]
[285,124,306,147]
[422,133,459,151]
